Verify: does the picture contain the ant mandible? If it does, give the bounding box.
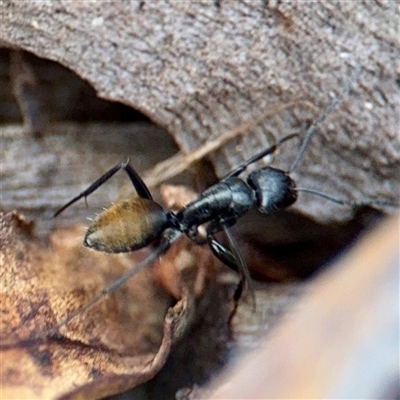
[55,64,391,324]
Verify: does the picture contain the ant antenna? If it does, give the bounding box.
[289,63,362,173]
[297,188,400,208]
[288,64,399,210]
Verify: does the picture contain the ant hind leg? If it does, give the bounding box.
[54,160,152,217]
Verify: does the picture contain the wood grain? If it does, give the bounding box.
[1,0,398,222]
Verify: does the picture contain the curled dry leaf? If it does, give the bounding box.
[0,211,217,399]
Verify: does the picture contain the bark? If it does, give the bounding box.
[1,0,399,223]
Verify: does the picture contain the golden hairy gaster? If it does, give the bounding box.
[85,197,168,253]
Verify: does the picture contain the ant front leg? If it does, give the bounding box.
[183,220,245,300]
[205,218,249,303]
[54,160,152,216]
[207,233,239,272]
[222,133,299,180]
[207,234,245,302]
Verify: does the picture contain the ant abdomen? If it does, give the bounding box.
[248,167,298,212]
[84,197,169,253]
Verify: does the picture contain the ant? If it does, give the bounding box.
[54,131,298,305]
[52,64,396,330]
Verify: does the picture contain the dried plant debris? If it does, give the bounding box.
[0,211,220,399]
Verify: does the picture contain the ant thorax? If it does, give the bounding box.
[173,177,256,234]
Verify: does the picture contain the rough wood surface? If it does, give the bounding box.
[1,0,399,222]
[209,215,400,399]
[1,122,177,235]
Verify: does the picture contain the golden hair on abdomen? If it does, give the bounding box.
[84,197,168,253]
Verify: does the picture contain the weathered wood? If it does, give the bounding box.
[0,0,398,222]
[1,122,176,235]
[209,215,400,399]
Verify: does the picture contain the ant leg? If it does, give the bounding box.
[207,234,239,272]
[206,220,256,307]
[44,229,182,341]
[207,232,247,319]
[222,133,299,180]
[223,226,255,308]
[123,162,153,200]
[205,217,243,273]
[180,219,252,307]
[54,160,152,217]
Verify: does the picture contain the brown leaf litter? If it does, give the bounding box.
[0,209,219,399]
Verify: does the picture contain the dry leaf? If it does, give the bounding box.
[0,211,216,399]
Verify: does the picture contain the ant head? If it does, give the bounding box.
[247,167,297,213]
[84,197,169,253]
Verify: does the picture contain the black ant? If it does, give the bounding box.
[54,131,298,306]
[51,64,397,330]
